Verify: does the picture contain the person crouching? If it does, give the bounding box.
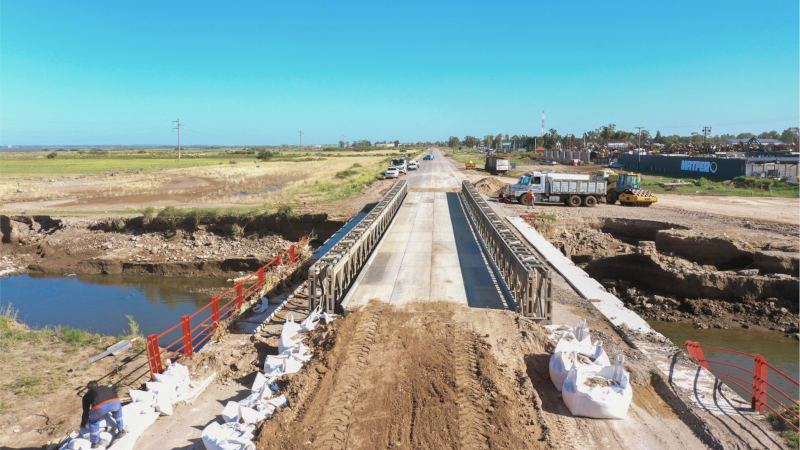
[81,381,126,448]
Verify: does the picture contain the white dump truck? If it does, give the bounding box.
[509,171,606,207]
[485,155,510,175]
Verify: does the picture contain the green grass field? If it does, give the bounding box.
[641,175,799,198]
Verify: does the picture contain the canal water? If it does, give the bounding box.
[0,273,231,337]
[651,321,799,408]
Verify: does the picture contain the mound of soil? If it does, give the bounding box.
[256,302,547,449]
[474,177,509,197]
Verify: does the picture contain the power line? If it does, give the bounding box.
[702,126,712,144]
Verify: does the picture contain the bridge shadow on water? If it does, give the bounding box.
[445,192,512,311]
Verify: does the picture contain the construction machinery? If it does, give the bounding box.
[485,155,510,174]
[605,171,658,207]
[465,160,476,169]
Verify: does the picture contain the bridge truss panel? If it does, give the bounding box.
[460,180,552,321]
[308,180,408,313]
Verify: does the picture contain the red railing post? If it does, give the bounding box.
[181,315,193,358]
[236,282,243,311]
[752,355,768,412]
[212,296,220,328]
[146,334,163,380]
[257,267,264,288]
[685,341,709,370]
[290,244,296,264]
[273,254,281,267]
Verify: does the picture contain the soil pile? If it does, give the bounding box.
[256,302,547,449]
[474,176,509,197]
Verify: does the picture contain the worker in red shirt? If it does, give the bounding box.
[81,381,126,448]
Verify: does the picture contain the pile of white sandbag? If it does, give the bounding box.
[202,306,334,450]
[59,362,213,450]
[545,320,633,419]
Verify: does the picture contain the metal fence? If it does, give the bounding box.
[460,180,552,320]
[308,180,407,313]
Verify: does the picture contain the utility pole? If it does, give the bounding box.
[635,126,644,148]
[299,130,303,148]
[173,119,182,160]
[583,131,586,149]
[702,126,712,144]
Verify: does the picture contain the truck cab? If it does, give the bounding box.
[510,172,546,199]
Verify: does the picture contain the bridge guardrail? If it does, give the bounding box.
[685,340,799,431]
[460,180,552,320]
[145,237,308,380]
[308,180,407,313]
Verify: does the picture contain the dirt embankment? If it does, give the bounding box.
[536,217,799,334]
[0,213,344,278]
[254,302,708,450]
[474,176,510,197]
[257,302,545,449]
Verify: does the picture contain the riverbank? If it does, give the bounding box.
[0,308,149,447]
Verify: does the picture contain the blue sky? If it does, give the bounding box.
[1,1,798,145]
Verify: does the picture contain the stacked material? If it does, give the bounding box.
[202,305,334,450]
[58,363,213,450]
[545,320,632,419]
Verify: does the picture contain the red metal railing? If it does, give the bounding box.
[146,237,307,379]
[685,340,799,431]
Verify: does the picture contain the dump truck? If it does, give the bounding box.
[606,171,658,207]
[485,155,510,174]
[509,171,606,207]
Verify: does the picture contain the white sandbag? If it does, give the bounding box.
[549,346,610,392]
[154,389,174,416]
[66,438,92,450]
[265,394,287,409]
[128,389,155,407]
[278,314,302,354]
[98,431,114,448]
[300,305,322,332]
[239,405,260,424]
[562,355,632,419]
[320,312,335,324]
[222,401,240,422]
[251,372,268,395]
[201,422,256,450]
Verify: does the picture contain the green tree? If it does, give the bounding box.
[758,130,780,140]
[654,130,663,144]
[494,133,503,149]
[736,132,755,139]
[463,136,480,148]
[394,140,400,147]
[780,127,799,144]
[485,135,494,149]
[447,136,460,147]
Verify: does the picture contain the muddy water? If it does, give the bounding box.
[0,273,231,337]
[652,321,799,407]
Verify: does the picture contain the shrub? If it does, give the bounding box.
[231,223,243,239]
[276,205,294,217]
[61,326,87,344]
[158,206,180,218]
[46,152,57,159]
[257,150,276,161]
[111,218,126,231]
[335,169,357,179]
[143,206,157,219]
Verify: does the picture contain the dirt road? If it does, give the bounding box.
[257,302,706,449]
[655,193,798,225]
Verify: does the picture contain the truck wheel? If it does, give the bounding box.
[567,195,581,207]
[606,192,618,204]
[584,196,598,207]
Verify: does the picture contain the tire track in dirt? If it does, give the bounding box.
[315,306,383,448]
[454,329,488,448]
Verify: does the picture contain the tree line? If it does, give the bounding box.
[445,126,799,150]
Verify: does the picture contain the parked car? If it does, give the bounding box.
[608,161,624,169]
[423,154,434,160]
[541,160,557,165]
[385,167,399,179]
[408,160,419,170]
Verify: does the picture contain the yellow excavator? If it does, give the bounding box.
[605,171,658,207]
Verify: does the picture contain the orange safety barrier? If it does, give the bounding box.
[146,237,307,380]
[685,340,799,431]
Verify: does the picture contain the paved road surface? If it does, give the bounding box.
[343,148,509,310]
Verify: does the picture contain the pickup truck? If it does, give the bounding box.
[509,171,606,207]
